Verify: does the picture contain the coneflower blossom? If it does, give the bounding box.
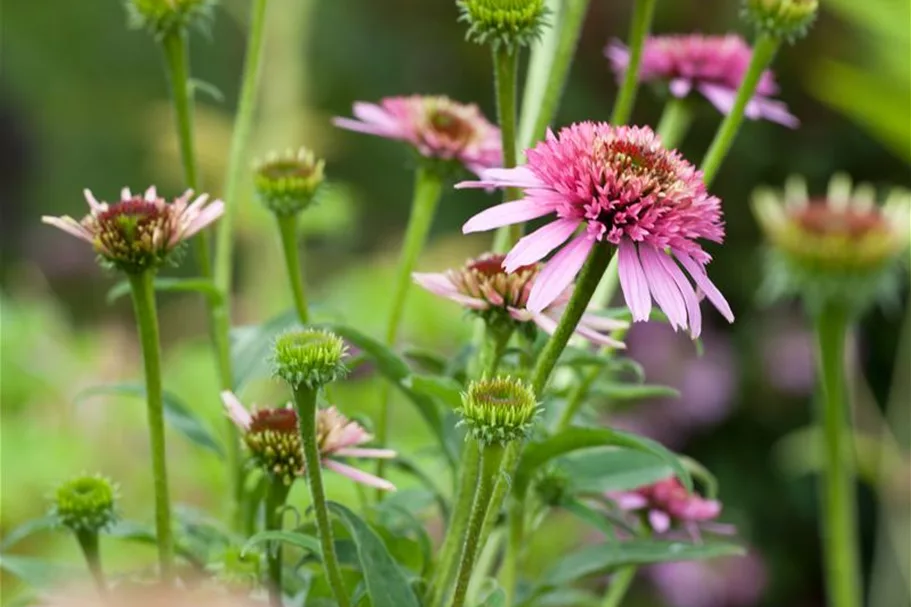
[41,186,224,274]
[333,95,501,175]
[413,253,628,348]
[459,123,733,338]
[607,34,798,127]
[221,392,397,491]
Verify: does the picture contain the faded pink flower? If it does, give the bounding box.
[606,34,798,127]
[41,186,224,274]
[221,391,397,491]
[648,550,768,607]
[413,252,628,348]
[333,95,501,174]
[459,123,733,338]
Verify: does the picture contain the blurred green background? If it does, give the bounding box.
[1,0,909,605]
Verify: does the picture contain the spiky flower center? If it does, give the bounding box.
[254,148,325,216]
[260,160,317,181]
[53,475,117,533]
[450,253,539,311]
[794,202,888,238]
[458,376,539,446]
[249,408,299,433]
[272,329,348,389]
[458,0,548,49]
[92,198,176,273]
[244,408,303,485]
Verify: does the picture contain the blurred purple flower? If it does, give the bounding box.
[648,549,768,607]
[759,314,816,396]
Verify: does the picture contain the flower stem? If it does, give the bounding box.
[127,270,174,583]
[600,566,637,607]
[700,33,779,186]
[491,46,522,253]
[813,303,863,607]
[75,530,107,596]
[275,214,309,324]
[531,243,614,395]
[555,366,599,431]
[500,496,524,607]
[449,443,506,607]
[655,97,694,149]
[609,0,659,126]
[265,480,290,607]
[291,385,350,607]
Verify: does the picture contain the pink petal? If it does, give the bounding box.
[333,447,397,459]
[462,198,556,234]
[610,492,648,510]
[352,102,400,130]
[526,234,595,314]
[182,200,224,239]
[617,240,652,322]
[220,390,252,431]
[412,273,488,310]
[752,97,800,128]
[323,459,396,492]
[144,186,158,201]
[455,166,544,190]
[331,117,398,138]
[649,509,672,533]
[654,252,703,338]
[675,251,734,323]
[42,216,94,243]
[638,245,688,332]
[669,78,693,98]
[82,189,106,213]
[570,317,626,348]
[503,218,580,271]
[577,312,629,332]
[697,83,737,116]
[121,187,132,199]
[604,40,630,70]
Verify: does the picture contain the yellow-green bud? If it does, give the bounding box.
[51,475,118,534]
[125,0,216,38]
[254,148,326,217]
[458,376,539,446]
[742,0,818,43]
[457,0,549,51]
[272,329,348,390]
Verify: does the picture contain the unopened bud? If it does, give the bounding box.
[51,475,118,534]
[254,148,326,216]
[272,329,348,390]
[458,376,539,446]
[742,0,818,43]
[457,0,549,51]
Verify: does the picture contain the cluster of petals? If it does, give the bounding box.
[460,123,733,338]
[333,95,502,175]
[610,477,727,539]
[221,391,397,491]
[607,34,798,127]
[413,253,628,348]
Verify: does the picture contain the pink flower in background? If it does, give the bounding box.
[413,252,628,348]
[606,34,798,127]
[221,392,397,491]
[609,477,730,539]
[459,123,733,338]
[333,95,501,174]
[648,550,768,607]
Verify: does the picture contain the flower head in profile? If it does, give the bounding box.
[333,96,501,175]
[460,123,733,338]
[413,252,628,348]
[221,392,396,490]
[607,35,797,127]
[42,187,224,274]
[609,477,730,540]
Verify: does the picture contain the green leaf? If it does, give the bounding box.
[386,458,450,522]
[242,530,321,559]
[557,447,673,494]
[0,555,70,588]
[543,540,745,586]
[589,382,680,401]
[0,515,57,551]
[76,384,224,458]
[107,520,205,566]
[680,456,719,500]
[327,502,420,607]
[403,374,464,410]
[231,310,300,390]
[401,346,449,374]
[106,277,223,306]
[514,428,691,497]
[561,497,618,539]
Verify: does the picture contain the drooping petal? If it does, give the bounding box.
[697,83,737,116]
[526,234,595,313]
[331,117,397,138]
[653,251,703,338]
[462,198,557,234]
[323,459,396,491]
[649,509,672,533]
[675,251,734,323]
[181,200,224,239]
[570,316,626,349]
[220,391,252,431]
[638,245,688,332]
[412,273,488,310]
[503,218,580,271]
[42,216,95,243]
[669,78,693,98]
[351,102,400,130]
[617,239,652,322]
[576,312,630,332]
[751,97,799,128]
[333,447,398,459]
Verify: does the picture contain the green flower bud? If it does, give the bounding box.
[458,376,539,446]
[254,148,326,217]
[51,475,118,534]
[272,329,348,390]
[125,0,217,38]
[457,0,549,51]
[742,0,818,43]
[244,407,304,486]
[534,466,570,507]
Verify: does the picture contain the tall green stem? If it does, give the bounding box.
[531,244,614,395]
[128,271,174,583]
[813,304,863,607]
[291,386,350,607]
[275,214,309,324]
[655,98,694,149]
[609,0,659,126]
[265,481,290,607]
[449,444,506,607]
[491,47,522,253]
[75,530,107,596]
[600,566,637,607]
[700,33,779,186]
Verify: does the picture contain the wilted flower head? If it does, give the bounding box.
[333,96,501,176]
[458,0,549,50]
[753,174,910,312]
[42,187,223,274]
[221,392,396,490]
[51,474,118,534]
[125,0,217,38]
[254,147,326,216]
[460,123,733,338]
[609,477,729,539]
[413,252,628,348]
[607,35,797,127]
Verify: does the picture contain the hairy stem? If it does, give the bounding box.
[265,480,290,607]
[275,214,309,324]
[491,47,522,253]
[75,530,107,596]
[609,0,659,126]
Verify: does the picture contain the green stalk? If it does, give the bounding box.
[275,214,309,324]
[813,304,863,607]
[655,97,694,149]
[491,47,522,254]
[500,497,524,607]
[609,0,659,126]
[291,386,350,607]
[265,480,291,607]
[531,244,614,395]
[600,566,637,607]
[554,365,599,431]
[128,270,174,583]
[449,444,506,607]
[700,33,780,186]
[75,530,107,596]
[376,167,443,496]
[518,0,560,147]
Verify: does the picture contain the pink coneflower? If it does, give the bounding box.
[459,123,733,338]
[41,186,224,274]
[606,34,798,127]
[333,95,501,175]
[413,253,628,348]
[221,391,397,491]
